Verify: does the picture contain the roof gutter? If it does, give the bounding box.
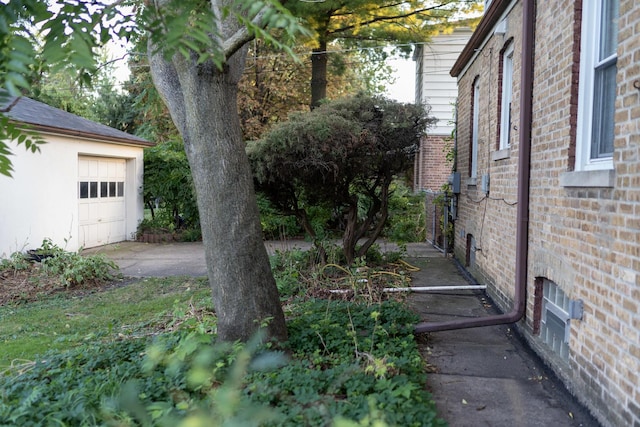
[415,0,535,333]
[11,121,155,148]
[451,0,513,78]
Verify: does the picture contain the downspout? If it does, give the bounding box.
[415,0,535,333]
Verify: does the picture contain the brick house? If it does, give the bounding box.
[413,28,472,192]
[445,1,639,425]
[413,29,472,248]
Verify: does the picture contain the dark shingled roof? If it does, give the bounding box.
[0,94,153,147]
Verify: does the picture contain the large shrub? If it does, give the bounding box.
[248,94,435,264]
[143,139,199,232]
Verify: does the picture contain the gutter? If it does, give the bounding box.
[451,0,513,78]
[415,0,535,333]
[19,123,156,148]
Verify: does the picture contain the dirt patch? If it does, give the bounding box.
[0,263,129,306]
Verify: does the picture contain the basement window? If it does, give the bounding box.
[540,279,570,360]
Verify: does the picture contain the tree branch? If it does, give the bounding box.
[222,7,269,60]
[327,3,449,37]
[148,41,186,136]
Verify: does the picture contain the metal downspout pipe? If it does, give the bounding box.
[415,0,535,334]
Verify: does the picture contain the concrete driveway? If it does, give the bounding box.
[84,240,439,277]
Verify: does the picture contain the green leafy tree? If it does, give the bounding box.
[284,0,483,107]
[238,40,373,140]
[248,94,435,264]
[143,139,199,230]
[0,0,310,343]
[28,51,138,133]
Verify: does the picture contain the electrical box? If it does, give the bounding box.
[481,173,490,193]
[448,172,461,194]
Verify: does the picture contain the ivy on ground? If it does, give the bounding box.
[0,300,444,426]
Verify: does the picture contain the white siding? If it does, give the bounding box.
[415,29,473,135]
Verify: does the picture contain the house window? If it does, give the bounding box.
[109,181,117,198]
[540,279,570,360]
[79,182,88,199]
[576,0,619,171]
[89,181,98,198]
[79,182,100,199]
[470,78,480,179]
[499,43,514,150]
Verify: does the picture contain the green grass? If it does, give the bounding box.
[0,277,211,368]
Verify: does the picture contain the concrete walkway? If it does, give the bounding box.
[406,256,599,427]
[88,240,599,426]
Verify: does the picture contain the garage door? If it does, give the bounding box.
[78,157,126,248]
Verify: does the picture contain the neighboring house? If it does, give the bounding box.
[413,28,472,248]
[413,28,472,192]
[0,95,153,257]
[449,1,638,426]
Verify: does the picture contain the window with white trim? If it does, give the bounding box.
[575,0,619,171]
[499,43,514,150]
[470,78,480,179]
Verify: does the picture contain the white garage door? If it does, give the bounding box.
[78,157,127,248]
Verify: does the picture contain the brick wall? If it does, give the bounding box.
[413,134,452,192]
[453,1,523,310]
[453,1,640,426]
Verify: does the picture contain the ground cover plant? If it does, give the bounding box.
[0,247,443,426]
[0,239,120,306]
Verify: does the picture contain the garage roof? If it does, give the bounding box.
[1,94,154,147]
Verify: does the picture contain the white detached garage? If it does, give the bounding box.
[0,95,154,257]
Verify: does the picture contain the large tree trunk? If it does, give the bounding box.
[310,39,328,109]
[149,45,287,344]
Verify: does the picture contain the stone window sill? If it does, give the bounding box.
[559,169,615,188]
[492,148,510,161]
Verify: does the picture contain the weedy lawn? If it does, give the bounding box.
[0,247,444,426]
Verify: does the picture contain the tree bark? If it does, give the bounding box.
[310,40,328,109]
[149,32,287,344]
[342,198,359,265]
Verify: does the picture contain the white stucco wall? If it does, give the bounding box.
[0,133,144,257]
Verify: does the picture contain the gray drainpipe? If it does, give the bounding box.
[415,0,535,333]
